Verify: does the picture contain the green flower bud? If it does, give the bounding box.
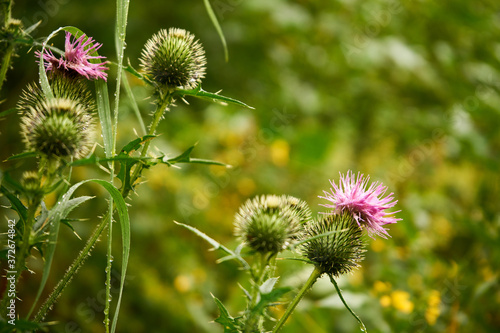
[234,195,306,254]
[18,74,95,114]
[20,98,95,159]
[139,28,206,90]
[21,171,43,199]
[302,213,366,277]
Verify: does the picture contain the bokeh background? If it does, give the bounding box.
[1,0,499,332]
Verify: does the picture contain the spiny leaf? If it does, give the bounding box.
[175,85,254,109]
[212,295,241,333]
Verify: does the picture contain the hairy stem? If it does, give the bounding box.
[272,267,322,333]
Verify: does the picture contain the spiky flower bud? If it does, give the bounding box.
[18,73,95,114]
[234,195,309,254]
[139,28,206,90]
[20,98,94,159]
[302,213,366,277]
[21,171,43,199]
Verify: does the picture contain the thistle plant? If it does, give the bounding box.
[177,171,401,333]
[0,1,251,331]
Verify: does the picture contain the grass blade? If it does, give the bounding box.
[203,0,229,62]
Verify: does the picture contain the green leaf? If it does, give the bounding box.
[124,61,153,85]
[0,107,16,118]
[166,145,231,167]
[28,192,94,317]
[175,221,222,250]
[212,294,241,333]
[203,0,229,62]
[6,151,38,161]
[174,85,254,109]
[120,135,156,155]
[253,286,292,316]
[0,319,48,332]
[174,221,251,270]
[259,277,279,295]
[95,78,113,158]
[122,72,147,136]
[0,185,27,224]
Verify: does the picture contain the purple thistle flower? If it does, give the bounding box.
[319,170,401,238]
[36,32,108,81]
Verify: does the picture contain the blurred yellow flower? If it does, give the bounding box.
[373,280,392,294]
[270,139,290,167]
[380,295,391,307]
[425,290,441,325]
[174,274,192,293]
[391,290,414,314]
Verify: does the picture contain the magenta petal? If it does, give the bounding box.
[319,170,401,238]
[36,31,108,81]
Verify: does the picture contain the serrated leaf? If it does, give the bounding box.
[212,295,241,333]
[165,145,230,167]
[175,85,254,109]
[120,135,156,155]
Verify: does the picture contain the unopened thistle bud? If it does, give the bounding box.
[234,195,307,254]
[139,28,206,90]
[302,213,366,277]
[21,171,43,200]
[20,98,95,159]
[18,74,95,114]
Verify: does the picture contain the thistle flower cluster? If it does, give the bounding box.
[18,32,104,160]
[234,195,311,254]
[139,28,206,90]
[235,172,401,277]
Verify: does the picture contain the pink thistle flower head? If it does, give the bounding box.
[319,170,401,238]
[36,32,108,81]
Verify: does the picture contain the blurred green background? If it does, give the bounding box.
[1,0,500,332]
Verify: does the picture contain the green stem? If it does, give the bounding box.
[34,94,173,322]
[329,275,367,332]
[2,0,12,26]
[0,42,14,93]
[272,267,322,333]
[125,93,172,197]
[34,210,110,322]
[244,252,268,332]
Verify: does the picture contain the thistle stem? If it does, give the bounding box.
[0,42,14,93]
[329,275,367,332]
[272,267,322,333]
